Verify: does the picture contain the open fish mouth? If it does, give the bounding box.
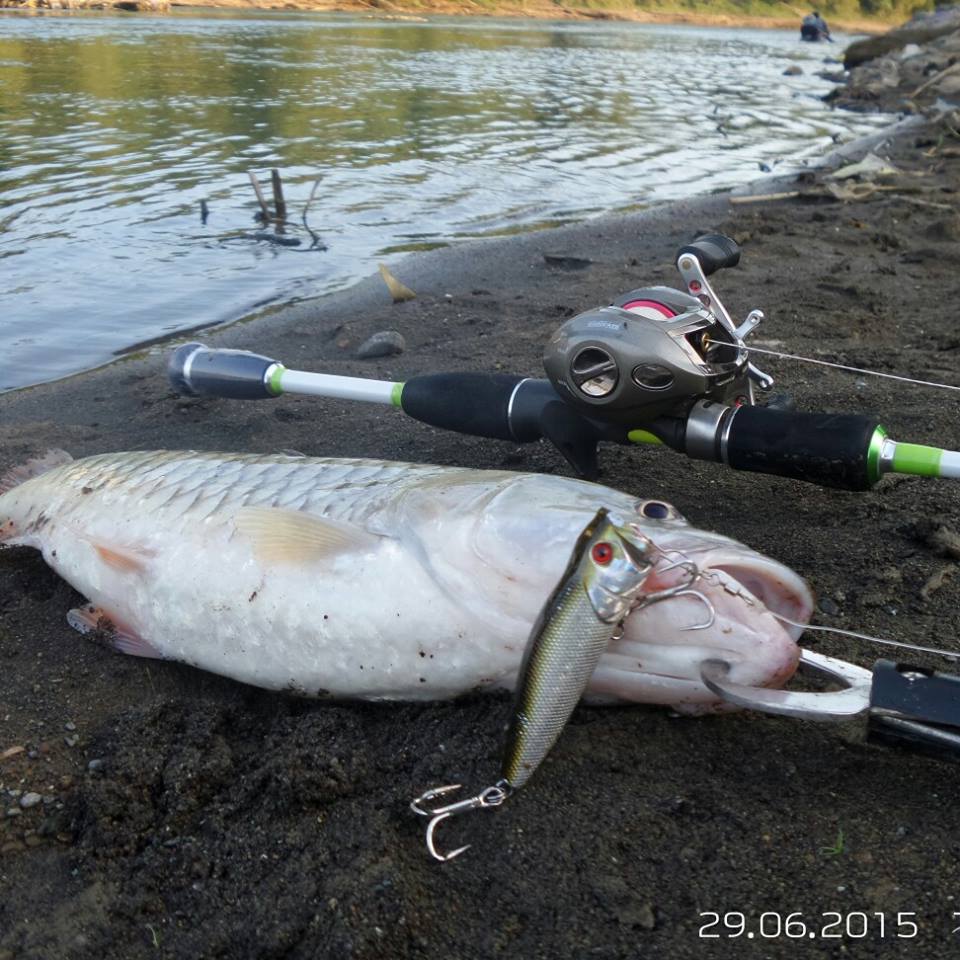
[587,546,814,710]
[697,551,814,639]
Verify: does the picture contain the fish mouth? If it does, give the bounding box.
[698,550,814,639]
[588,547,814,709]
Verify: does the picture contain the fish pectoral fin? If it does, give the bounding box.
[87,541,155,574]
[67,605,162,659]
[236,506,383,565]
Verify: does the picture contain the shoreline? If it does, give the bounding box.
[2,0,896,33]
[174,2,894,33]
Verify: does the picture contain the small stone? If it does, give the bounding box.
[24,834,44,848]
[620,901,657,930]
[19,792,42,809]
[356,331,405,360]
[64,735,79,748]
[0,841,25,855]
[64,721,76,732]
[5,807,22,818]
[87,758,106,773]
[783,65,803,76]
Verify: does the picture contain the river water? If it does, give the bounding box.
[0,11,888,392]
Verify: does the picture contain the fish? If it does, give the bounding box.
[0,449,813,712]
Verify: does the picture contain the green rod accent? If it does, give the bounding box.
[391,382,404,408]
[892,442,943,478]
[627,429,663,446]
[865,424,888,486]
[267,364,286,397]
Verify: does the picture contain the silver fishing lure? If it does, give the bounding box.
[411,508,660,861]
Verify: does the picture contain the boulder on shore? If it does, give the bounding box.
[844,4,960,68]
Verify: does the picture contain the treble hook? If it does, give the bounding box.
[410,781,511,861]
[635,555,717,631]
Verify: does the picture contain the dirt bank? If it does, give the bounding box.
[2,22,960,960]
[0,0,894,33]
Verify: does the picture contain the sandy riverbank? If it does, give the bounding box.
[2,16,960,960]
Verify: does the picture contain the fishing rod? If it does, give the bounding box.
[168,234,960,491]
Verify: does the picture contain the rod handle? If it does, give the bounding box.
[168,343,280,400]
[400,373,526,441]
[725,406,883,490]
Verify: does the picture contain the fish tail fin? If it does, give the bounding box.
[0,449,73,496]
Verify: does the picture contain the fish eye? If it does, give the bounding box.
[591,542,614,565]
[637,500,680,521]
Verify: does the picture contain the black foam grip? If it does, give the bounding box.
[676,234,741,276]
[400,373,524,441]
[725,407,882,490]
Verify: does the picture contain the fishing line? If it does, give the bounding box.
[771,612,960,661]
[706,339,960,394]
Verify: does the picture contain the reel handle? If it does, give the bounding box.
[676,234,741,277]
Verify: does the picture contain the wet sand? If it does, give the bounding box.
[2,55,960,960]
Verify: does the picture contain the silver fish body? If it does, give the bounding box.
[0,450,813,711]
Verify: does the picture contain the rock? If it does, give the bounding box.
[543,253,593,270]
[937,74,960,98]
[845,10,960,70]
[19,791,42,809]
[356,331,405,360]
[818,597,839,616]
[899,43,923,60]
[925,216,960,242]
[783,65,803,77]
[87,758,106,773]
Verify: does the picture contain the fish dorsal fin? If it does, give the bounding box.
[236,507,382,565]
[0,449,73,495]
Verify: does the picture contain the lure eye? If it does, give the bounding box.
[638,500,676,520]
[591,542,614,565]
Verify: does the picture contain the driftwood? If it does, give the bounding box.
[270,169,287,222]
[247,171,272,222]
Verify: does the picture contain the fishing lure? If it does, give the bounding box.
[411,508,662,861]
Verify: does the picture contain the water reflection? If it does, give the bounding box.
[0,12,888,390]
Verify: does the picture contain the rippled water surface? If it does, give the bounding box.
[0,12,889,390]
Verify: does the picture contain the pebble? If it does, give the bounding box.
[87,758,106,773]
[783,65,803,76]
[356,330,405,359]
[19,792,43,809]
[64,735,79,748]
[64,721,76,732]
[5,807,21,818]
[818,597,839,616]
